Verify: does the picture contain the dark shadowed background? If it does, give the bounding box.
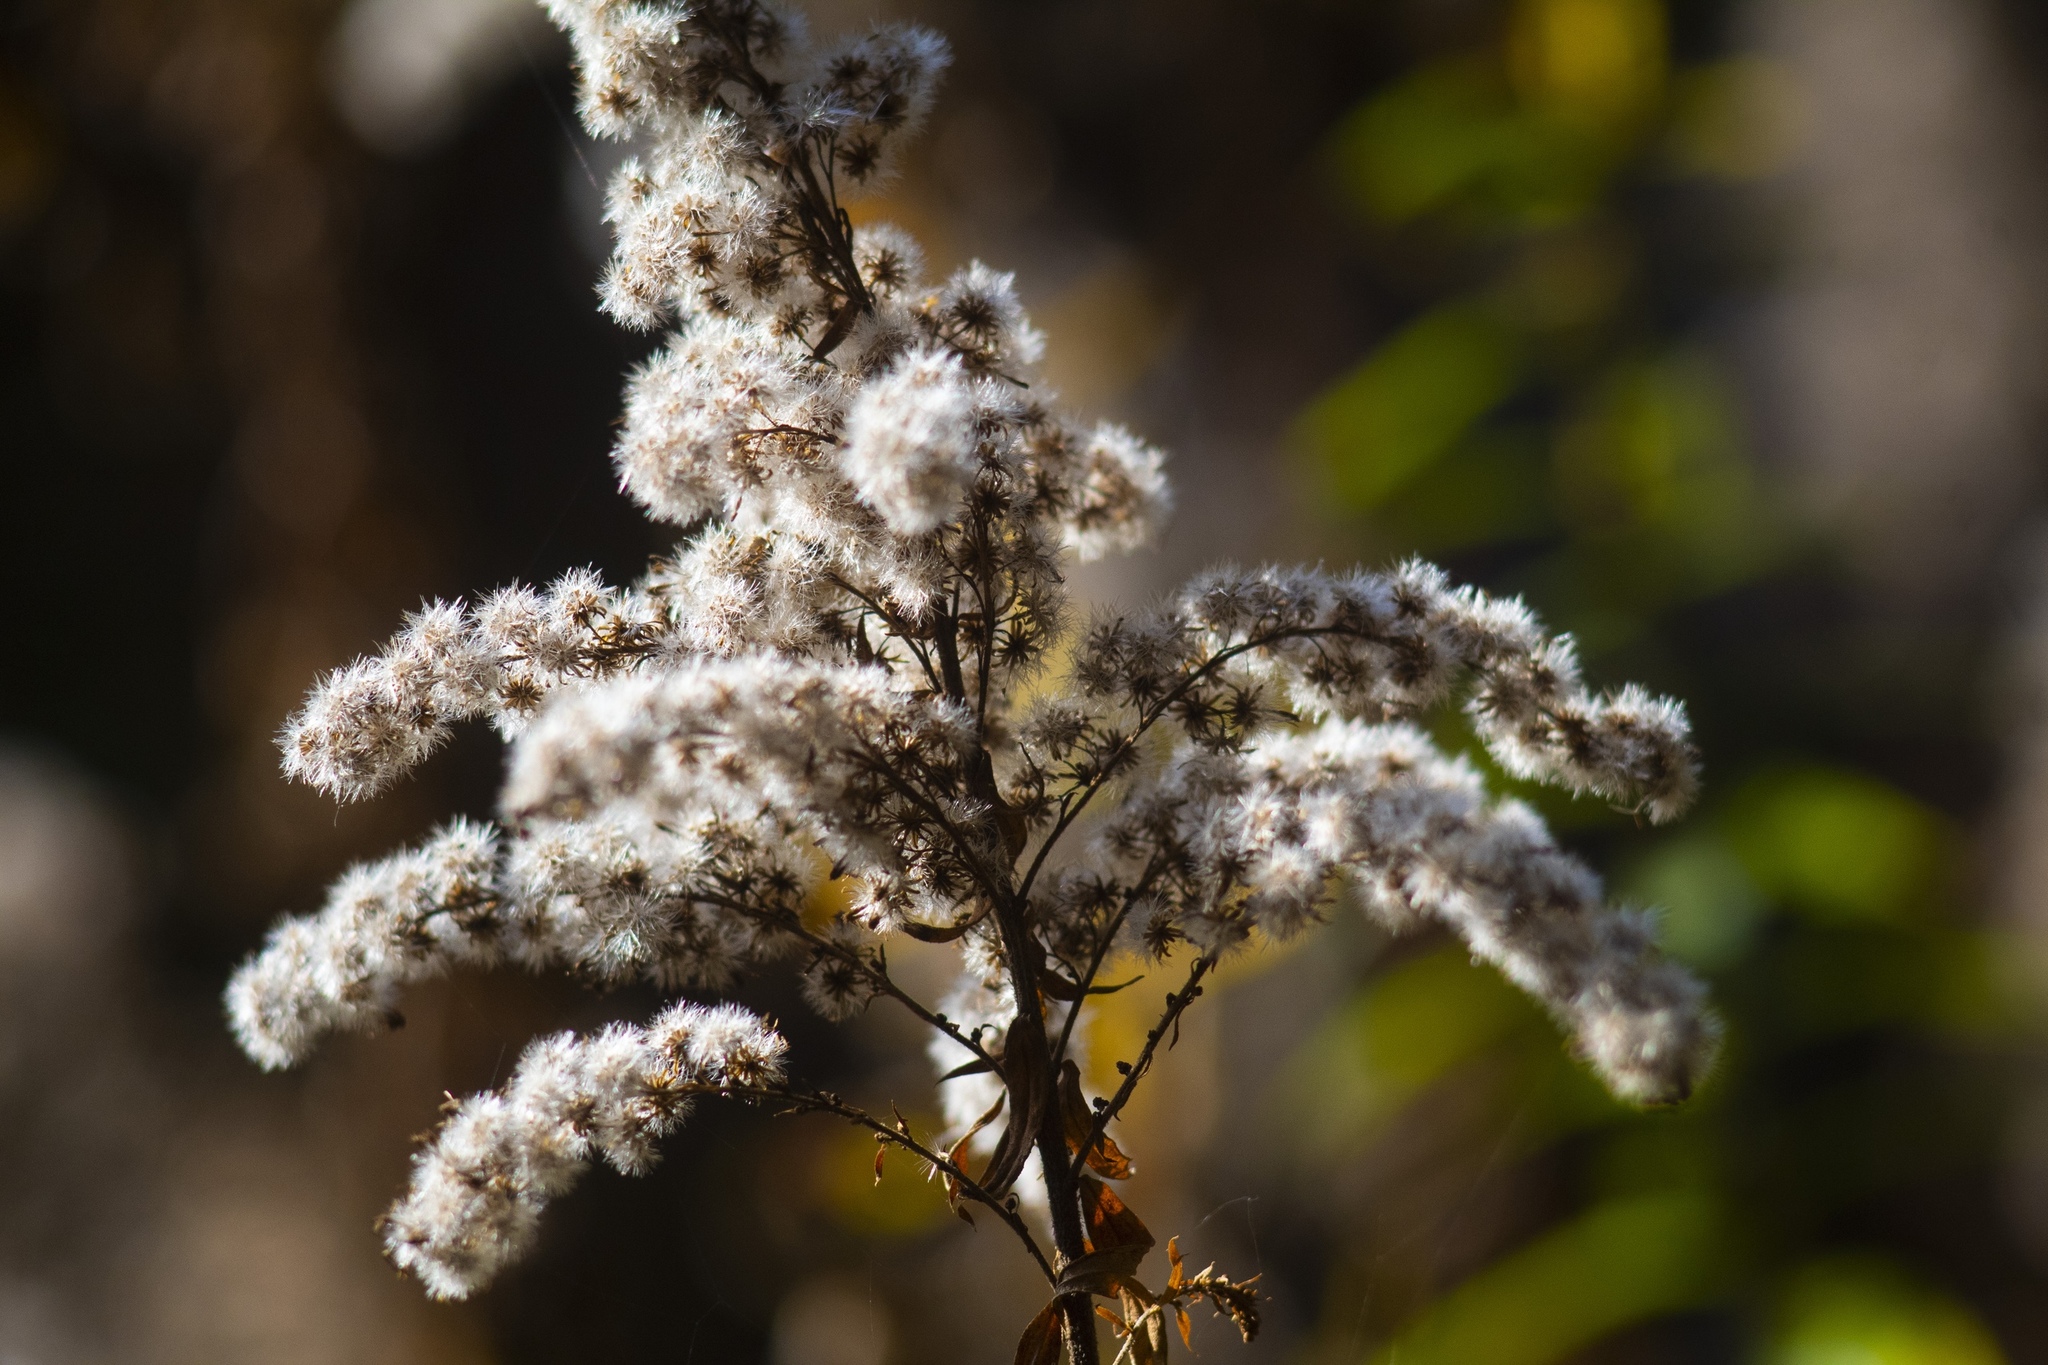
[7,0,2048,1362]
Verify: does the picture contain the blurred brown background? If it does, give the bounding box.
[9,0,2048,1361]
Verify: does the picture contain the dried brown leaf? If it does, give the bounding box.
[985,1041,1050,1194]
[1015,1301,1063,1365]
[1060,1060,1135,1179]
[1080,1176,1154,1255]
[941,1091,1006,1207]
[1121,1289,1168,1365]
[1056,1243,1151,1299]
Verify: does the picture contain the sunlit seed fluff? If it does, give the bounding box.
[852,222,925,300]
[279,656,450,803]
[838,347,978,534]
[502,657,974,890]
[806,26,949,185]
[278,574,672,799]
[226,819,502,1069]
[1099,719,1717,1102]
[615,319,828,524]
[1063,422,1172,561]
[382,1004,786,1299]
[231,0,1716,1306]
[929,261,1043,369]
[799,919,882,1021]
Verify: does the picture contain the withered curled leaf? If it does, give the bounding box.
[1055,1242,1150,1299]
[983,1036,1051,1194]
[1014,1300,1064,1365]
[1121,1289,1169,1365]
[940,1091,1005,1209]
[1080,1176,1153,1255]
[939,1056,997,1082]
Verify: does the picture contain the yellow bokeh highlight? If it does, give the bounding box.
[1033,257,1176,411]
[1509,0,1668,131]
[814,1112,953,1239]
[0,84,54,231]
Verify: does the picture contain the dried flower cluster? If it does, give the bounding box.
[384,1001,787,1299]
[226,3,1715,1360]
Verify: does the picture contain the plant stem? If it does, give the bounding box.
[989,886,1100,1365]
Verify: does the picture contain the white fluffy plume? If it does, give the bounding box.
[227,0,1713,1306]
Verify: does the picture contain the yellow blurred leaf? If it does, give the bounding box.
[1509,0,1668,132]
[1666,58,1804,181]
[1326,62,1609,230]
[1276,945,1538,1155]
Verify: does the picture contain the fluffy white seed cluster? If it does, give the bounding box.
[227,0,1714,1302]
[1099,722,1711,1101]
[1068,561,1698,821]
[384,1002,786,1299]
[841,348,979,535]
[282,571,667,800]
[226,819,503,1069]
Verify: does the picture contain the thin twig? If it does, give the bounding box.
[848,750,1016,909]
[1050,859,1164,1066]
[740,1084,1056,1284]
[1017,623,1368,903]
[1077,954,1215,1166]
[825,572,945,696]
[693,886,1000,1072]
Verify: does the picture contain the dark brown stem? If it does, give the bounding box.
[963,506,999,731]
[986,886,1100,1365]
[934,608,968,703]
[789,153,871,314]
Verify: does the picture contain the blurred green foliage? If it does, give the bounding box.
[1285,0,2035,1360]
[1303,0,1785,646]
[1764,1259,2006,1365]
[1303,302,1524,509]
[1375,1190,1730,1365]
